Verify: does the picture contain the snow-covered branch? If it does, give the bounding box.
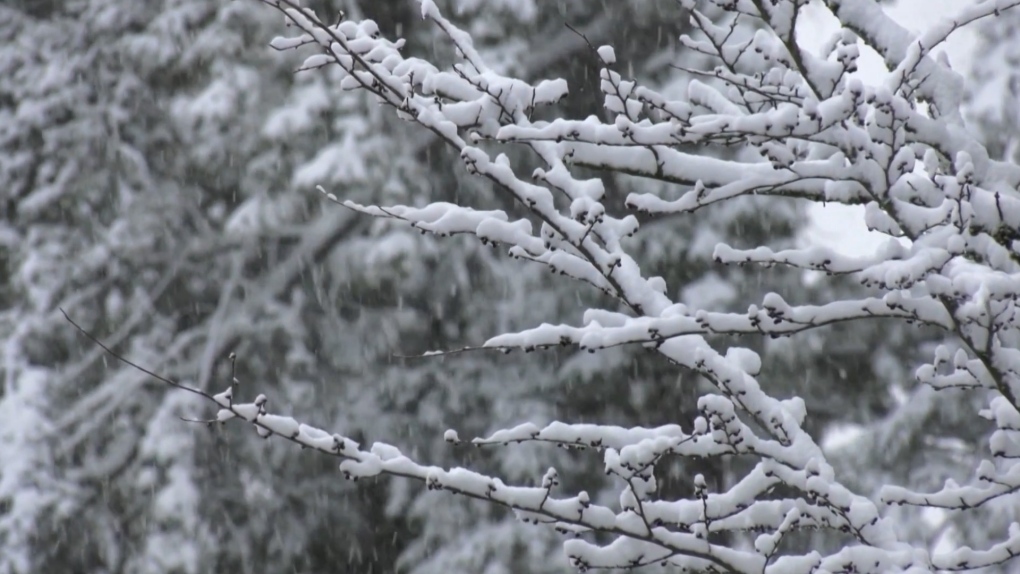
[93,0,1020,570]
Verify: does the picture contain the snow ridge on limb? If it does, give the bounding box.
[183,0,1020,571]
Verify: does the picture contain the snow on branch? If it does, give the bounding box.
[91,0,1020,570]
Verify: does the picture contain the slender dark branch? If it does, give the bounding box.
[564,22,600,59]
[61,308,212,401]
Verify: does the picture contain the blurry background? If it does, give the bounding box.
[0,0,1012,572]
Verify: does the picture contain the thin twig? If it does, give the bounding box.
[60,308,211,400]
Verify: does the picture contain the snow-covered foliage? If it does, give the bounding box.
[3,0,1018,571]
[175,0,1020,571]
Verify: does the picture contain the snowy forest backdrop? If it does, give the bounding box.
[2,0,1020,572]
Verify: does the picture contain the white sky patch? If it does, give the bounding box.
[799,0,978,257]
